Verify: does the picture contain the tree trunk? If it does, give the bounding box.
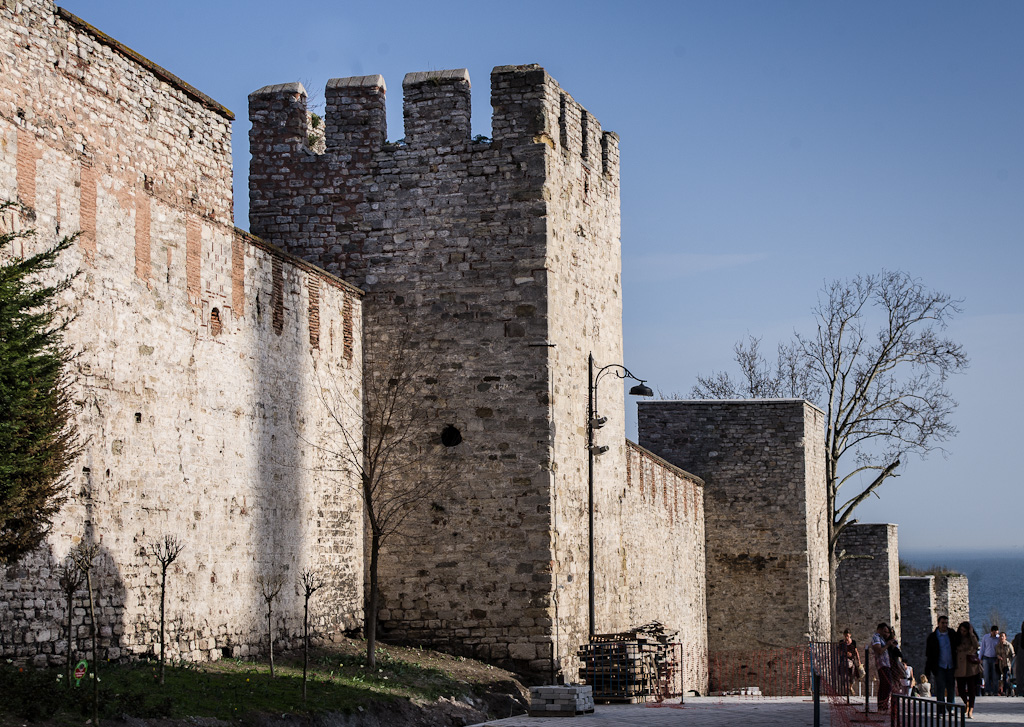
[65,586,75,689]
[366,533,380,670]
[829,547,840,640]
[159,567,167,685]
[267,601,275,678]
[85,569,99,727]
[302,595,309,702]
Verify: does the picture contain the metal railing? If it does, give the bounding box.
[891,693,966,727]
[809,641,855,702]
[809,641,855,727]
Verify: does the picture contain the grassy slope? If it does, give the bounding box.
[0,639,528,725]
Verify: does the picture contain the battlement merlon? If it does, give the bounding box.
[403,69,471,147]
[248,81,311,158]
[325,75,387,153]
[490,64,619,177]
[247,65,618,174]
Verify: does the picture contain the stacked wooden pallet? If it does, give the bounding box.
[577,622,683,703]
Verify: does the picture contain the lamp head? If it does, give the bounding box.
[628,382,654,397]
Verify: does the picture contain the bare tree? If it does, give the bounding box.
[148,535,184,685]
[56,558,83,689]
[690,271,967,634]
[692,335,821,401]
[70,542,100,726]
[257,571,284,677]
[311,329,461,669]
[297,569,324,702]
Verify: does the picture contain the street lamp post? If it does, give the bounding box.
[586,353,653,638]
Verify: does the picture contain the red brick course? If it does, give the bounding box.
[134,193,151,284]
[79,161,97,261]
[186,215,201,306]
[15,129,39,209]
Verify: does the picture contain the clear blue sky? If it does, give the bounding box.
[59,1,1024,552]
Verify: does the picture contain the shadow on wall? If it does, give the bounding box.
[0,527,128,666]
[252,266,305,656]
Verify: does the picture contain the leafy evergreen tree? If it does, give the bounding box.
[0,201,81,564]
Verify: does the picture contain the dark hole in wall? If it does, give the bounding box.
[210,307,222,336]
[135,412,142,423]
[440,425,462,447]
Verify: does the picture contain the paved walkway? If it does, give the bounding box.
[474,696,1024,726]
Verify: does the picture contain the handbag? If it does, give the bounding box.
[967,654,981,665]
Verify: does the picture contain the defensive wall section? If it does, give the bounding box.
[900,576,934,676]
[899,573,970,676]
[0,0,365,664]
[4,0,765,687]
[622,442,708,694]
[636,400,831,655]
[248,66,705,680]
[934,573,970,628]
[835,523,900,650]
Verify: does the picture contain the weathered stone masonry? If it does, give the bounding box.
[835,523,900,653]
[637,400,831,654]
[900,576,933,675]
[622,442,708,694]
[3,0,711,689]
[933,573,969,629]
[899,573,969,676]
[248,66,707,682]
[1,0,365,664]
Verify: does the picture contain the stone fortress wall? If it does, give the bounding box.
[0,0,948,695]
[899,576,934,676]
[621,442,708,694]
[0,0,365,664]
[636,400,832,654]
[934,573,970,629]
[899,573,970,677]
[247,64,708,683]
[834,524,901,655]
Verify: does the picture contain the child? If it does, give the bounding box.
[916,673,931,698]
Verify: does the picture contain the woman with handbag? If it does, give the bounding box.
[955,621,982,718]
[839,629,864,694]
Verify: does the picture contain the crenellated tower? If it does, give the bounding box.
[249,65,624,678]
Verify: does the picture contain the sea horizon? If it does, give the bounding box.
[900,549,1024,639]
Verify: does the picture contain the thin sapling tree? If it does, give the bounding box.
[297,569,324,702]
[148,534,184,685]
[257,571,284,677]
[56,557,83,689]
[70,542,100,726]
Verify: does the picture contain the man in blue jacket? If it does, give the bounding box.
[925,616,960,713]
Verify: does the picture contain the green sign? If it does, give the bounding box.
[74,659,88,686]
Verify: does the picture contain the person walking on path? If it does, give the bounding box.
[955,621,981,719]
[981,624,1001,695]
[871,623,895,712]
[1013,622,1024,697]
[926,615,959,713]
[839,629,863,694]
[996,631,1014,696]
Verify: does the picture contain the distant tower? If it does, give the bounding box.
[249,65,625,676]
[638,399,832,654]
[836,523,901,648]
